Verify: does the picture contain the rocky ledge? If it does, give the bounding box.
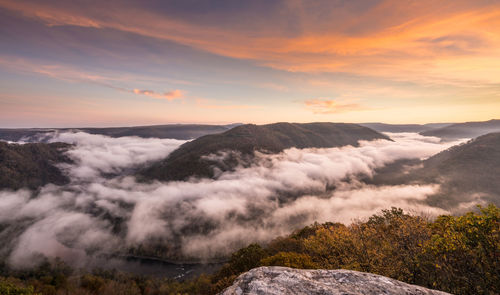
[219,266,451,295]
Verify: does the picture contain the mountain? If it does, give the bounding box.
[420,119,500,139]
[0,124,241,142]
[79,124,241,140]
[360,122,452,133]
[0,141,72,190]
[0,128,53,142]
[220,267,451,295]
[367,132,500,208]
[419,132,500,207]
[139,122,390,181]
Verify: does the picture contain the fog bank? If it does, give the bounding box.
[0,132,468,268]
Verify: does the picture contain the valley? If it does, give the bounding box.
[0,120,499,294]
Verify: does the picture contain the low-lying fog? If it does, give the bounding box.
[0,132,470,272]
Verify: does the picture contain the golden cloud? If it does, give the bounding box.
[305,99,365,114]
[133,89,184,101]
[0,56,184,101]
[1,0,500,85]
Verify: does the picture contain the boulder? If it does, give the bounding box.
[220,266,451,295]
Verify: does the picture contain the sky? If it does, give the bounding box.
[0,0,499,127]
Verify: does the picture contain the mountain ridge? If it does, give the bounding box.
[0,124,241,141]
[360,122,452,133]
[420,119,500,139]
[366,132,500,208]
[139,122,391,182]
[0,141,72,190]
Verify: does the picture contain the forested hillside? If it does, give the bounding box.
[140,122,390,181]
[366,132,500,208]
[0,141,72,190]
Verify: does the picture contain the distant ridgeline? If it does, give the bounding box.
[360,119,500,140]
[420,119,500,140]
[2,119,498,142]
[359,122,452,133]
[0,124,240,142]
[0,141,72,190]
[138,122,390,181]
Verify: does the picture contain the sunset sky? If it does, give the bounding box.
[0,0,499,127]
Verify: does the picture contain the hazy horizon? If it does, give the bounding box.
[0,119,497,129]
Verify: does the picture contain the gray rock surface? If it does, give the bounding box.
[219,266,451,295]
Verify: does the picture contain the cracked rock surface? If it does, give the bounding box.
[219,266,451,295]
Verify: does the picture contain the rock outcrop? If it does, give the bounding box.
[220,266,451,295]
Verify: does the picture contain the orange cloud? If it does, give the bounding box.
[305,99,365,114]
[133,89,183,101]
[1,0,500,86]
[0,56,121,85]
[0,56,184,101]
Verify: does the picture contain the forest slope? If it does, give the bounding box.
[0,141,72,190]
[139,122,390,181]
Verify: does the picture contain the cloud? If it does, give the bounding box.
[133,89,184,101]
[305,98,365,114]
[8,211,118,268]
[0,131,472,268]
[163,89,184,100]
[1,0,499,85]
[42,131,186,180]
[181,183,448,259]
[0,56,185,101]
[0,56,116,85]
